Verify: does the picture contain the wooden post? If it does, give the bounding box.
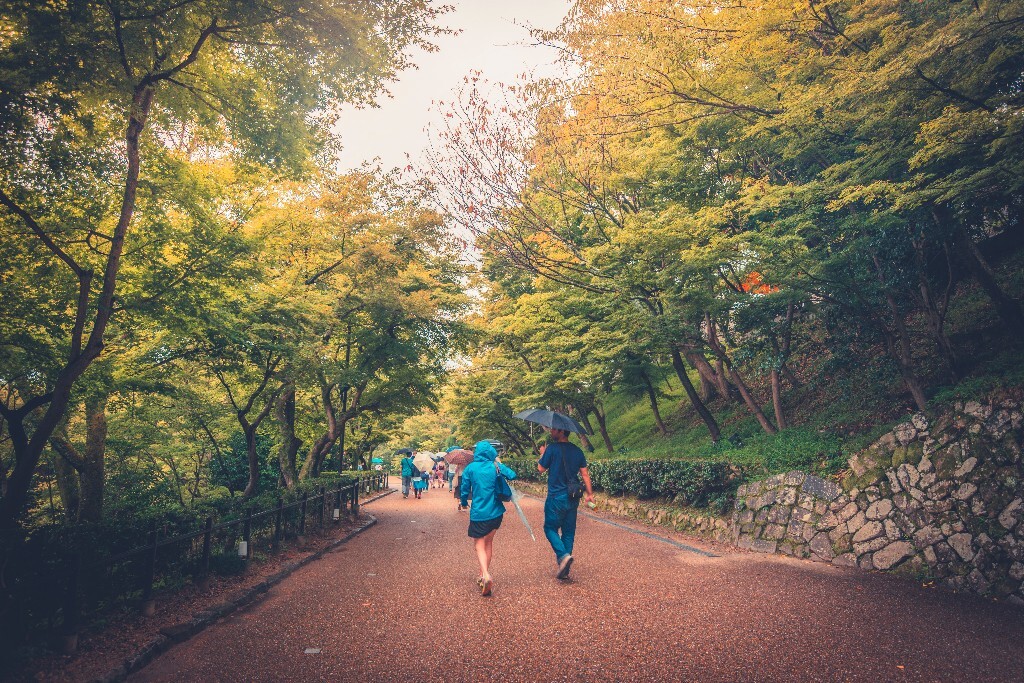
[318,487,325,529]
[61,548,81,654]
[197,516,213,590]
[140,523,158,617]
[273,497,283,552]
[242,507,252,562]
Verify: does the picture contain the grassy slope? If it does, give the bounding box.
[584,251,1024,480]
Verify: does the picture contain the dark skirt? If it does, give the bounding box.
[468,515,503,538]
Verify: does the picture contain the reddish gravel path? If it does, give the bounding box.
[131,483,1024,682]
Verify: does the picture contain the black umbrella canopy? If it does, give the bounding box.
[513,409,588,435]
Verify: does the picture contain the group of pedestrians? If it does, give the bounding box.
[398,453,430,499]
[458,428,594,596]
[398,453,457,499]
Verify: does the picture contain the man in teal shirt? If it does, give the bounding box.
[400,453,415,498]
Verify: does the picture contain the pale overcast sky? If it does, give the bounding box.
[333,1,572,171]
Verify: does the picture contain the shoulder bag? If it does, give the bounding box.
[494,462,513,502]
[558,444,585,501]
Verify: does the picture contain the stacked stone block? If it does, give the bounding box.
[733,394,1024,606]
[732,472,841,558]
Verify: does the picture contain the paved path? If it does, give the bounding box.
[132,483,1024,682]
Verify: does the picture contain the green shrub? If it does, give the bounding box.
[504,455,742,509]
[209,551,248,576]
[588,459,741,506]
[502,458,542,483]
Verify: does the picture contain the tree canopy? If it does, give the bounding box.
[428,0,1024,454]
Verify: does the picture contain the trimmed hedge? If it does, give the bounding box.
[502,456,742,510]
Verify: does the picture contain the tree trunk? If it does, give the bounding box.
[879,324,929,412]
[592,406,614,453]
[778,303,802,389]
[49,449,80,524]
[941,208,1024,337]
[47,392,107,524]
[275,381,301,489]
[728,364,778,435]
[77,393,107,524]
[0,86,155,530]
[703,322,777,435]
[920,280,961,381]
[576,412,597,453]
[715,359,735,401]
[242,424,260,499]
[300,381,338,480]
[685,350,719,402]
[872,254,929,412]
[770,369,787,431]
[640,370,668,435]
[915,240,961,381]
[497,424,527,457]
[670,347,721,442]
[197,416,235,497]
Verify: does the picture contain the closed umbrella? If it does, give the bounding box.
[508,487,536,541]
[513,409,588,435]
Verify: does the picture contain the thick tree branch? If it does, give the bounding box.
[0,188,86,278]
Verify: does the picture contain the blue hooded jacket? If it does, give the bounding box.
[460,441,517,522]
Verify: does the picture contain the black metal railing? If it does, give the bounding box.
[2,472,389,657]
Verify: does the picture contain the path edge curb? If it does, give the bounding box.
[93,491,392,683]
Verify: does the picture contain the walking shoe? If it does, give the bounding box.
[481,578,493,596]
[556,554,573,580]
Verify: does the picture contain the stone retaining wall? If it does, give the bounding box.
[519,393,1024,605]
[732,393,1024,605]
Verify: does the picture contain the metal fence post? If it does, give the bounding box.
[351,481,359,516]
[273,497,283,552]
[334,485,342,522]
[298,492,308,538]
[140,522,158,617]
[61,547,81,654]
[197,516,213,590]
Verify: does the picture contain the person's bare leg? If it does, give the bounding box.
[484,533,495,569]
[475,536,490,580]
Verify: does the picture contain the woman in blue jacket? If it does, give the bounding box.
[459,440,516,596]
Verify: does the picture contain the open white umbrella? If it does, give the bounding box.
[413,452,433,471]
